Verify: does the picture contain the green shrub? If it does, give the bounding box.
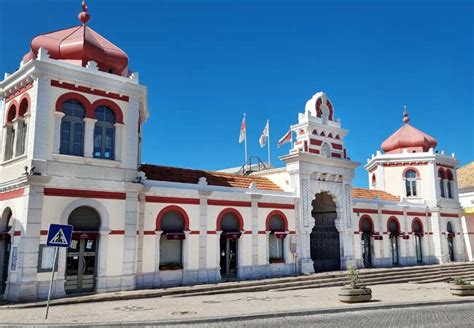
[347,266,361,288]
[454,277,468,285]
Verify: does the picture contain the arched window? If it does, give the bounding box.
[158,209,186,270]
[94,106,115,160]
[438,168,446,198]
[267,214,287,263]
[16,98,29,156]
[404,169,417,197]
[371,174,376,189]
[4,104,17,161]
[446,170,454,199]
[321,142,331,157]
[60,100,85,156]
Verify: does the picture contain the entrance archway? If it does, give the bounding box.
[0,208,12,294]
[310,192,340,272]
[218,209,242,278]
[388,217,400,265]
[412,219,423,264]
[66,206,100,294]
[360,215,374,268]
[447,222,455,261]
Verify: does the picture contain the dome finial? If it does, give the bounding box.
[403,105,409,123]
[78,0,90,25]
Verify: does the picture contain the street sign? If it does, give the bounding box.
[45,224,73,319]
[46,224,73,248]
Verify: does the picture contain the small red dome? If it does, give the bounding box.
[381,112,437,154]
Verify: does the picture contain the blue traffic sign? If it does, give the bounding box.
[46,224,73,248]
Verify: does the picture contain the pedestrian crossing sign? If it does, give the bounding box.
[47,224,73,248]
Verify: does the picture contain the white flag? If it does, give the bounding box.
[239,115,246,144]
[259,120,269,147]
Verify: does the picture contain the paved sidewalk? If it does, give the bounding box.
[0,282,473,326]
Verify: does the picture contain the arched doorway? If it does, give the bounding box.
[158,208,186,271]
[447,222,455,261]
[218,210,242,278]
[412,219,423,264]
[0,208,12,294]
[360,216,373,268]
[388,217,400,266]
[310,192,340,272]
[66,206,100,294]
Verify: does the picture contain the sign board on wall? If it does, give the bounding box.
[289,235,297,253]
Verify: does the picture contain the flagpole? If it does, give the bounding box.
[267,120,271,167]
[244,113,248,171]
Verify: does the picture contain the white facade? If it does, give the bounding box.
[0,13,470,302]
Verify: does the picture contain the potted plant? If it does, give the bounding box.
[338,267,372,303]
[450,277,474,296]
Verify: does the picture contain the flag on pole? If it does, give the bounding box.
[239,114,246,144]
[277,129,292,148]
[259,120,269,147]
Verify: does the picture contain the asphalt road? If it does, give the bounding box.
[177,303,474,328]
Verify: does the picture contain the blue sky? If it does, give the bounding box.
[1,0,472,187]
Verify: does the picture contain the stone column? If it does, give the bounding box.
[250,194,261,278]
[52,111,65,154]
[198,190,211,283]
[135,194,146,288]
[83,118,97,158]
[215,231,223,281]
[114,123,124,162]
[153,231,163,287]
[12,118,21,157]
[121,189,139,290]
[430,211,445,263]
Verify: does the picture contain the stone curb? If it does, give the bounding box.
[1,298,473,327]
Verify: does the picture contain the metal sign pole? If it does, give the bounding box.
[45,246,59,320]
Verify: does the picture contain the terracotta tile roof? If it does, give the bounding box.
[140,164,283,191]
[458,161,474,190]
[352,188,400,202]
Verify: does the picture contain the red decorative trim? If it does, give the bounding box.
[331,153,342,158]
[353,208,378,214]
[382,210,404,215]
[437,163,455,169]
[216,208,244,231]
[109,230,125,235]
[309,148,320,154]
[440,213,459,218]
[5,100,18,123]
[145,196,200,205]
[17,93,31,118]
[258,202,295,209]
[156,205,190,231]
[289,231,296,234]
[5,82,33,103]
[310,139,322,146]
[90,98,124,124]
[331,143,343,150]
[44,188,126,200]
[51,80,129,102]
[258,230,266,234]
[265,210,289,231]
[373,235,383,240]
[383,162,428,167]
[407,211,431,217]
[143,230,155,235]
[207,230,217,234]
[13,231,21,236]
[40,230,48,236]
[244,231,252,234]
[0,188,24,201]
[190,230,200,235]
[354,231,360,234]
[208,199,251,207]
[402,167,420,178]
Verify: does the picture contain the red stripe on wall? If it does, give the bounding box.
[243,231,252,234]
[258,202,295,209]
[309,148,320,154]
[407,212,431,217]
[0,188,24,201]
[310,139,322,146]
[143,230,155,235]
[44,188,126,200]
[51,80,129,102]
[207,199,252,207]
[258,231,267,234]
[40,230,48,236]
[353,208,378,214]
[145,196,200,205]
[5,82,34,102]
[109,230,125,235]
[331,143,343,150]
[207,230,217,234]
[190,231,200,234]
[13,231,21,236]
[440,213,459,218]
[289,231,296,234]
[381,210,404,215]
